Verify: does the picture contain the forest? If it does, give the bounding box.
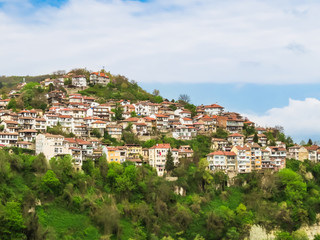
[1,148,320,240]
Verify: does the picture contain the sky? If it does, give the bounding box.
[1,0,320,142]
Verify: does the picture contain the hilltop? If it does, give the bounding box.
[0,68,319,239]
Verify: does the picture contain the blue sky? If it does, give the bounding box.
[1,0,320,142]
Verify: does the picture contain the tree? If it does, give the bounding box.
[152,89,160,96]
[131,111,137,117]
[178,94,191,103]
[32,153,48,173]
[91,129,102,138]
[253,133,259,143]
[7,99,17,110]
[300,140,306,146]
[0,201,26,239]
[64,78,72,86]
[41,170,61,195]
[112,104,124,121]
[165,150,175,173]
[307,139,313,145]
[48,83,54,92]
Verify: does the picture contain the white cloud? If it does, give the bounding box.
[1,0,320,84]
[245,98,320,142]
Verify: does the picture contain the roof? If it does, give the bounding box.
[207,151,236,156]
[149,143,171,149]
[19,129,37,133]
[44,133,64,138]
[228,133,244,137]
[204,104,223,109]
[306,145,319,151]
[91,72,109,78]
[92,120,106,124]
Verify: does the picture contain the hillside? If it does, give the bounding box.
[1,149,320,239]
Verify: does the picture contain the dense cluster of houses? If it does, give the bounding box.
[0,73,317,175]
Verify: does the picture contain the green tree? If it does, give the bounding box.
[165,150,175,174]
[32,153,48,173]
[112,104,124,121]
[91,129,102,138]
[253,133,259,143]
[130,111,137,117]
[7,99,17,110]
[0,201,26,240]
[41,170,61,195]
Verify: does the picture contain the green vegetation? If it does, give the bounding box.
[79,74,163,103]
[1,145,320,239]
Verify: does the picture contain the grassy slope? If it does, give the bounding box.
[37,204,100,240]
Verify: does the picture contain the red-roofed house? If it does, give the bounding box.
[228,133,244,147]
[204,104,224,116]
[90,72,110,86]
[206,151,237,172]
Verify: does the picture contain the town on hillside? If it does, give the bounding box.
[0,71,315,176]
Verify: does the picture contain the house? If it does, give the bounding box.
[206,151,237,172]
[306,145,319,162]
[1,120,19,133]
[72,75,87,88]
[35,118,47,132]
[16,141,32,149]
[18,116,35,130]
[287,145,308,161]
[105,125,122,139]
[247,143,262,170]
[0,132,19,146]
[35,134,71,161]
[265,146,286,170]
[102,146,126,164]
[64,138,93,168]
[228,133,244,147]
[178,145,194,159]
[211,138,228,151]
[226,118,244,133]
[204,104,224,116]
[0,99,10,109]
[125,144,143,159]
[148,144,178,176]
[231,146,251,173]
[172,126,196,140]
[90,72,110,86]
[19,129,37,142]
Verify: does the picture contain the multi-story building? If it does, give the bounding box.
[72,75,87,88]
[265,146,286,170]
[206,151,237,172]
[148,144,178,176]
[89,72,110,86]
[0,132,19,146]
[228,133,244,147]
[35,134,71,161]
[231,146,251,173]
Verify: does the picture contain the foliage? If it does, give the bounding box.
[47,125,75,138]
[79,74,162,103]
[212,127,229,139]
[91,129,102,139]
[112,103,124,121]
[165,150,175,173]
[0,146,320,239]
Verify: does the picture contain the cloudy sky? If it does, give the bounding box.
[1,0,320,142]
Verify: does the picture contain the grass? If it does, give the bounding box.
[37,203,100,240]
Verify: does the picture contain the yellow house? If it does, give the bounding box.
[125,144,142,159]
[247,143,262,170]
[103,146,126,164]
